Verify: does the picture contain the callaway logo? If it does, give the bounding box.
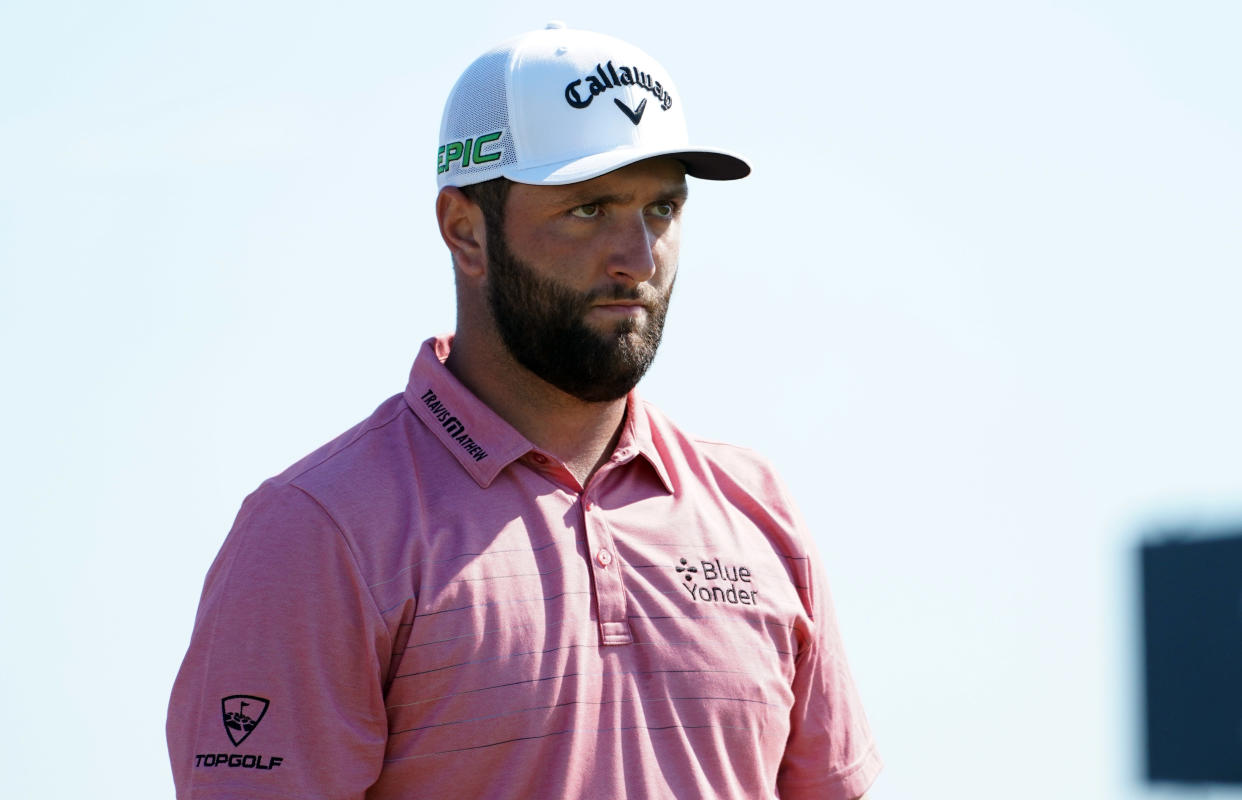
[564,61,673,125]
[677,557,761,607]
[614,98,647,125]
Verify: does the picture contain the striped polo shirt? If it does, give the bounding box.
[167,335,880,799]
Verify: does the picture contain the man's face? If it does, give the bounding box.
[484,159,687,403]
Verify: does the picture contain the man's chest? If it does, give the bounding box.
[375,483,808,775]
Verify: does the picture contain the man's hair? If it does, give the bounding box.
[459,178,512,246]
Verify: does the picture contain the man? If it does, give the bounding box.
[168,23,880,800]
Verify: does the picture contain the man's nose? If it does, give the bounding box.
[604,212,659,284]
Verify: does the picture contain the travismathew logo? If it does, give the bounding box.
[564,61,673,126]
[193,695,284,771]
[420,389,489,462]
[677,557,760,606]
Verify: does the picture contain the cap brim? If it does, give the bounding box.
[503,145,750,185]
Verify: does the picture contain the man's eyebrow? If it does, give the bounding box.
[555,182,690,207]
[659,183,690,202]
[564,190,631,207]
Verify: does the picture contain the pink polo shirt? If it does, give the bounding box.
[167,335,880,799]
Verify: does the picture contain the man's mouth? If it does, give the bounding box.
[589,301,649,318]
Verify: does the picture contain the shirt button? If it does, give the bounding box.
[596,548,613,567]
[530,453,548,464]
[583,499,593,511]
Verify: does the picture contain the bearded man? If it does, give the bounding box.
[167,23,880,800]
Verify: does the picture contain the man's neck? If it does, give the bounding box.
[445,329,628,488]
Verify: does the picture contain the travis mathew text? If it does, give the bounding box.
[420,389,489,462]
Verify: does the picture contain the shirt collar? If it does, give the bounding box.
[618,391,675,495]
[403,335,532,488]
[404,334,675,495]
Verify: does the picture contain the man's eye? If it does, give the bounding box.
[570,204,601,218]
[648,202,676,219]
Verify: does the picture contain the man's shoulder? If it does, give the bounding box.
[639,398,789,496]
[639,399,815,583]
[265,392,412,489]
[228,391,435,558]
[238,390,435,528]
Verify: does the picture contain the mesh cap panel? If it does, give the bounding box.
[437,50,518,187]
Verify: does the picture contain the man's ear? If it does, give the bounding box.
[436,187,488,278]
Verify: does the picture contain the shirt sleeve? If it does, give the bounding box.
[777,522,882,800]
[167,483,392,800]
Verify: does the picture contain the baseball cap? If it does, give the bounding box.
[436,22,751,188]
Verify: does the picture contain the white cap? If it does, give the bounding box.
[436,23,751,187]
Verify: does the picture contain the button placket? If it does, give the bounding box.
[580,494,631,645]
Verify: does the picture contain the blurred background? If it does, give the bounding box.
[2,1,1240,797]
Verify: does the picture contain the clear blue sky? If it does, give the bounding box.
[3,2,1241,797]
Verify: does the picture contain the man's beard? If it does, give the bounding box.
[485,232,673,403]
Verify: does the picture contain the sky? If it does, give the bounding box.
[2,1,1241,797]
